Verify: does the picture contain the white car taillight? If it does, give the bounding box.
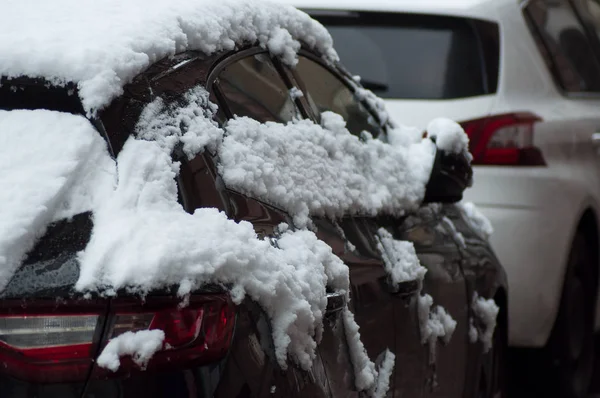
[0,314,98,348]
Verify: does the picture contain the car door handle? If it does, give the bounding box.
[326,291,346,315]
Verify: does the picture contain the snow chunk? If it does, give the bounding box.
[441,216,466,249]
[471,293,499,353]
[289,87,304,99]
[418,294,457,363]
[0,0,338,114]
[218,112,436,227]
[387,124,425,147]
[135,86,222,158]
[76,137,349,371]
[354,87,390,127]
[373,350,395,398]
[342,308,377,392]
[426,118,470,157]
[375,228,427,286]
[97,329,165,372]
[457,201,493,240]
[0,110,115,291]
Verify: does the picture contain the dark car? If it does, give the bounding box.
[0,7,506,398]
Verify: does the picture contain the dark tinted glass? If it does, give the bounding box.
[293,55,381,137]
[576,0,600,49]
[0,78,84,114]
[310,11,498,99]
[214,53,298,123]
[524,0,600,92]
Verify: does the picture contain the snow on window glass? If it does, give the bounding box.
[0,109,116,290]
[218,112,436,227]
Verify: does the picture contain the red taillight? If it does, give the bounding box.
[96,294,235,378]
[0,299,106,383]
[459,113,546,166]
[150,307,204,349]
[0,295,236,383]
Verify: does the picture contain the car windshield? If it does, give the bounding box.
[309,10,499,100]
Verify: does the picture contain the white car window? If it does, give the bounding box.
[525,0,600,92]
[309,11,499,100]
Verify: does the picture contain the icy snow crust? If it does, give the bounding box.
[219,112,436,227]
[0,0,338,115]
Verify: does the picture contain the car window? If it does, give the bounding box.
[524,0,600,92]
[213,52,299,123]
[308,11,499,100]
[577,0,600,42]
[292,55,381,137]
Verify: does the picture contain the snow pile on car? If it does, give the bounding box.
[0,110,116,290]
[426,118,471,158]
[97,329,165,372]
[0,0,338,115]
[0,105,382,390]
[0,0,475,392]
[470,293,499,353]
[375,228,427,286]
[219,112,436,227]
[418,293,458,363]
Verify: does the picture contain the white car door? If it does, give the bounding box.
[522,0,600,334]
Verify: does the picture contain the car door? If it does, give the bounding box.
[389,207,470,398]
[288,53,434,397]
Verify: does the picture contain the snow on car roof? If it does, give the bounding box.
[275,0,501,21]
[0,0,337,115]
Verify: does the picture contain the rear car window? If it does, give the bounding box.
[308,11,500,100]
[524,0,600,92]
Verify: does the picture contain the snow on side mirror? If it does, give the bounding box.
[422,118,473,204]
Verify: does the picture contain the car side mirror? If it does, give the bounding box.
[423,147,473,204]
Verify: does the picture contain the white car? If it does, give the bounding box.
[282,0,600,395]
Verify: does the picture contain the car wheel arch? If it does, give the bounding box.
[575,207,600,330]
[547,201,600,335]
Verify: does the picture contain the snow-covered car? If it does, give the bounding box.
[0,0,506,397]
[288,0,600,396]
